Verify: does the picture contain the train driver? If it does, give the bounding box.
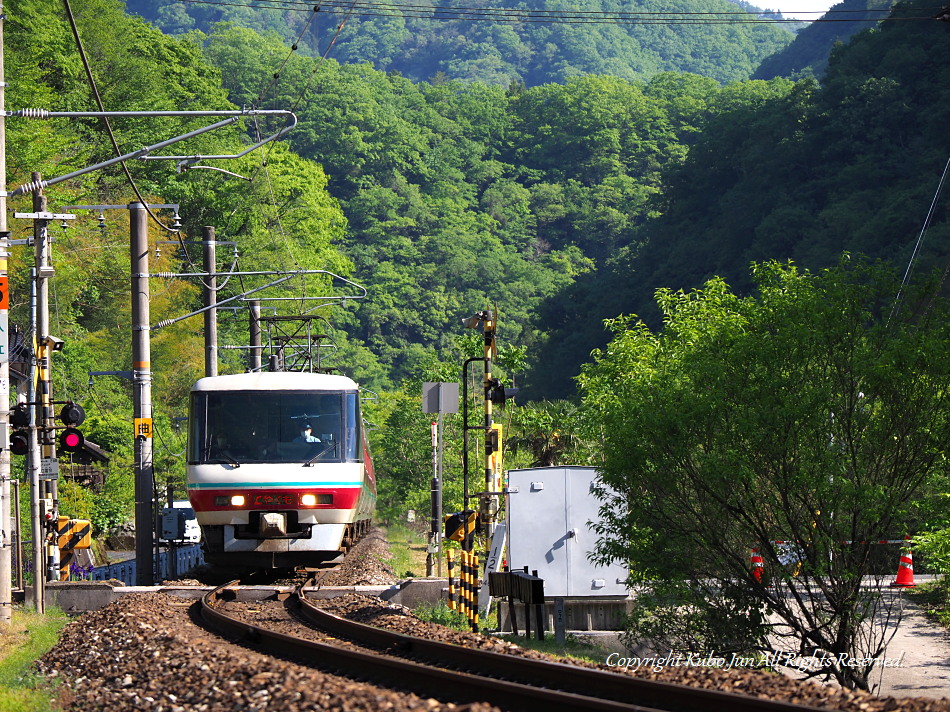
[294,423,321,443]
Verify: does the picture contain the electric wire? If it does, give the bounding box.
[887,156,950,325]
[153,419,187,458]
[255,5,323,105]
[174,0,940,24]
[63,0,256,295]
[61,0,182,236]
[887,152,950,328]
[241,0,360,315]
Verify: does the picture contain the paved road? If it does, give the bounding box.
[870,594,950,699]
[774,584,950,700]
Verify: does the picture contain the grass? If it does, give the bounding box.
[0,606,69,712]
[494,631,613,664]
[381,523,431,578]
[907,578,950,626]
[414,600,470,630]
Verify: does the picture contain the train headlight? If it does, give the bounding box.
[230,495,246,507]
[300,494,317,507]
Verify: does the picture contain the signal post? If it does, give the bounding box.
[455,309,517,630]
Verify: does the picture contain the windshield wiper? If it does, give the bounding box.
[303,441,337,467]
[212,453,241,468]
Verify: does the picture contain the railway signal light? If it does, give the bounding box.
[9,403,30,455]
[59,401,85,427]
[58,401,86,454]
[11,403,29,428]
[487,378,518,408]
[9,430,29,456]
[59,427,84,454]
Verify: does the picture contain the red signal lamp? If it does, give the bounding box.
[59,428,84,453]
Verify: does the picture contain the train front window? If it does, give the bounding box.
[188,391,361,464]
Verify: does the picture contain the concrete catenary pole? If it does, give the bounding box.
[248,300,262,372]
[0,0,12,625]
[33,183,59,583]
[27,273,43,611]
[131,203,155,585]
[202,226,217,377]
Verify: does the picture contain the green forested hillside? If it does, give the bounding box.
[753,0,893,80]
[531,1,950,397]
[125,0,794,85]
[5,0,949,525]
[5,0,352,503]
[198,21,784,385]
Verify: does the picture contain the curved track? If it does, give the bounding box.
[199,581,832,712]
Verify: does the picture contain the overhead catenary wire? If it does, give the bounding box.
[242,0,360,314]
[173,0,941,24]
[61,0,182,235]
[887,152,950,327]
[255,5,323,105]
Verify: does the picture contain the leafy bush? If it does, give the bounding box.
[913,529,950,575]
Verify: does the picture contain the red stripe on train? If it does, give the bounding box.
[190,487,362,511]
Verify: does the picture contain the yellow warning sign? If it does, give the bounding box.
[135,418,153,439]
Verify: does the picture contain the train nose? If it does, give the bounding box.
[260,512,288,537]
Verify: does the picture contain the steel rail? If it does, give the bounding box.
[201,581,658,712]
[200,581,829,712]
[295,586,830,712]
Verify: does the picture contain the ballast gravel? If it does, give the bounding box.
[35,530,950,712]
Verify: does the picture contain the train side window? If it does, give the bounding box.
[345,392,360,461]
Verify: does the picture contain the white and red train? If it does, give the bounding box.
[186,371,376,570]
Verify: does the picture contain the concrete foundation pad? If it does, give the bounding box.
[32,578,448,613]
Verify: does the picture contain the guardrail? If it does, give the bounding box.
[89,545,204,585]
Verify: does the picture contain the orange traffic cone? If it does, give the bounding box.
[890,547,916,588]
[750,547,764,584]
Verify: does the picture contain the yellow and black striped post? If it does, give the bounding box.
[460,550,469,625]
[457,549,480,632]
[446,548,457,611]
[471,553,480,630]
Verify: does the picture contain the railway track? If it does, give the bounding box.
[200,581,832,712]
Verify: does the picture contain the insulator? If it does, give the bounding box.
[154,318,175,329]
[15,108,50,119]
[154,272,175,278]
[16,179,45,194]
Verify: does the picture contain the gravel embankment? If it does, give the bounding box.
[36,530,950,712]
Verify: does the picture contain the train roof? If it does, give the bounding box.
[191,371,360,392]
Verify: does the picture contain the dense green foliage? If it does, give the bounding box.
[753,0,889,80]
[6,0,950,594]
[128,0,793,86]
[533,4,950,397]
[5,0,350,514]
[579,260,950,689]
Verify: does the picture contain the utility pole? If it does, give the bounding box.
[0,0,11,625]
[32,184,63,583]
[65,203,178,585]
[131,203,154,585]
[202,227,217,377]
[248,300,262,372]
[26,273,42,611]
[14,187,74,593]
